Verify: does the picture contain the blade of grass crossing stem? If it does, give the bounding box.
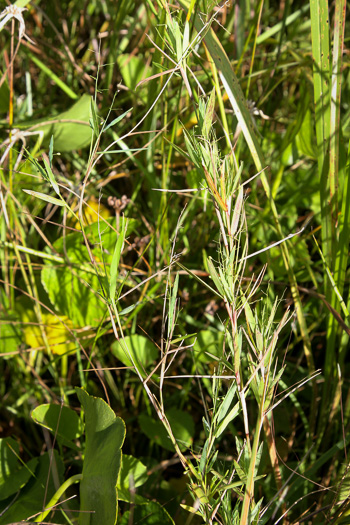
[109,216,127,302]
[196,19,315,383]
[310,0,332,278]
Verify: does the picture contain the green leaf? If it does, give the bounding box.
[117,455,148,490]
[43,158,60,196]
[109,216,127,301]
[0,438,38,502]
[214,382,238,428]
[0,76,10,115]
[23,189,65,207]
[27,51,78,100]
[168,273,179,338]
[0,451,64,525]
[206,257,225,297]
[31,403,84,445]
[202,87,216,139]
[111,335,158,377]
[117,55,149,91]
[120,500,174,525]
[193,330,224,363]
[76,388,126,525]
[0,315,22,358]
[41,218,138,327]
[31,94,93,152]
[139,407,194,452]
[48,135,54,164]
[41,262,107,328]
[90,97,100,138]
[295,109,316,159]
[103,108,132,132]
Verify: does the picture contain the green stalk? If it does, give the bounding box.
[310,0,332,278]
[240,408,263,525]
[34,474,82,523]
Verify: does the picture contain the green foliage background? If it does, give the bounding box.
[0,0,349,523]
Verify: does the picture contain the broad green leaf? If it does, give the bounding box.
[295,109,316,159]
[0,451,64,525]
[0,438,38,502]
[117,55,149,91]
[41,262,107,328]
[111,334,158,376]
[41,218,138,327]
[49,217,138,262]
[0,315,22,358]
[31,94,93,152]
[337,466,350,504]
[193,330,224,363]
[76,388,126,525]
[23,189,65,207]
[31,403,84,445]
[139,407,194,452]
[118,455,147,490]
[120,500,174,525]
[117,488,147,504]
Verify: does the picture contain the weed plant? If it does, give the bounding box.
[0,1,349,524]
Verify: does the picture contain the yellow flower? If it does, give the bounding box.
[23,313,76,356]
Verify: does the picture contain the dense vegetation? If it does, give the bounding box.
[0,0,349,523]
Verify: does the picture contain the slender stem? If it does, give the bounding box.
[34,474,82,523]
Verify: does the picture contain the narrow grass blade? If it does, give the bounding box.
[90,97,100,138]
[43,158,60,196]
[102,108,132,132]
[22,189,65,207]
[27,52,78,100]
[48,135,54,165]
[109,216,127,302]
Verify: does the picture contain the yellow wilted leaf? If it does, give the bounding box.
[73,199,110,230]
[23,313,76,356]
